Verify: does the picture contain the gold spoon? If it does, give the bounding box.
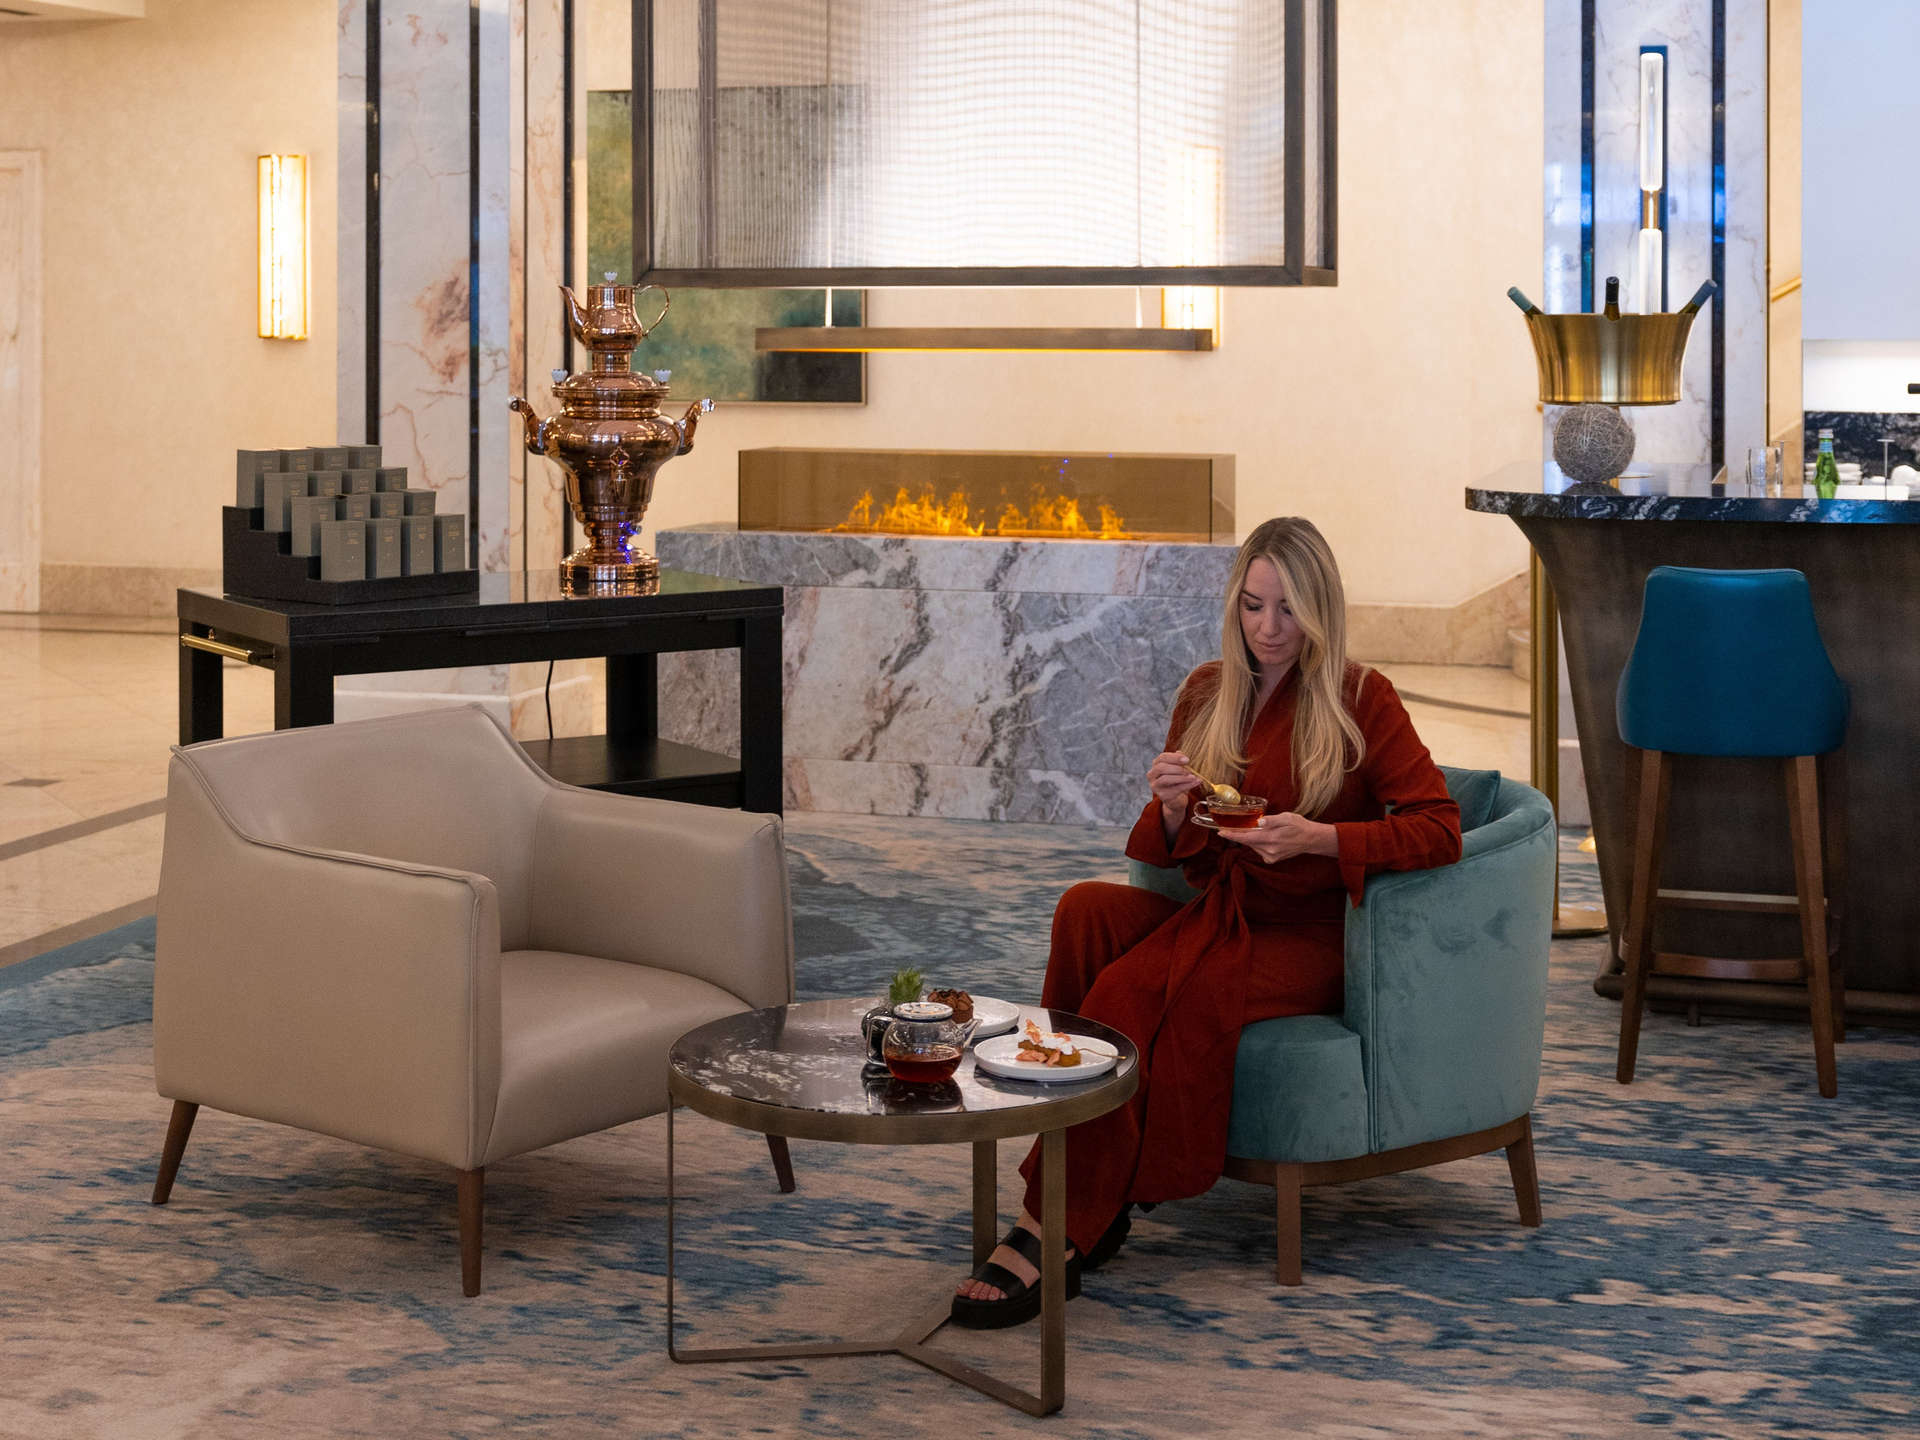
[1191,772,1243,805]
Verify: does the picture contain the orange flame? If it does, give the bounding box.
[836,486,1133,540]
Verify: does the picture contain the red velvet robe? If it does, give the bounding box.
[1017,661,1462,1252]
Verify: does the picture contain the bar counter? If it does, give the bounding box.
[1468,462,1920,1013]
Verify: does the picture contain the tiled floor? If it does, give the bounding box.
[0,615,275,956]
[0,616,1534,962]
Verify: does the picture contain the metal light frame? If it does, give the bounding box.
[628,0,1337,290]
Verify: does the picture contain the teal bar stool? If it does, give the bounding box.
[1614,566,1849,1097]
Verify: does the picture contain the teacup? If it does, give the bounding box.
[1203,795,1268,828]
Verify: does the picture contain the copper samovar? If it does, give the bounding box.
[510,277,711,593]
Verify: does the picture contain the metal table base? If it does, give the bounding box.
[667,1110,1070,1416]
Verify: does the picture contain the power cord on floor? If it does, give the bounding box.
[545,659,555,739]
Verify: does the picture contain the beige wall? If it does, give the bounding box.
[626,0,1542,609]
[0,0,336,595]
[3,0,1539,615]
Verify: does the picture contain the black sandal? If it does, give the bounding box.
[950,1224,1082,1330]
[1080,1205,1132,1273]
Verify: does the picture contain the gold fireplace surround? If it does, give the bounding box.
[737,449,1235,543]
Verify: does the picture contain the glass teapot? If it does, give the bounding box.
[881,1001,977,1084]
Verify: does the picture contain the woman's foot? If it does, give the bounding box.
[950,1217,1083,1330]
[956,1211,1072,1303]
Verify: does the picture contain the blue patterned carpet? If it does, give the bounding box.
[0,816,1915,1439]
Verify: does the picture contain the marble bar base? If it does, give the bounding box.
[656,526,1238,824]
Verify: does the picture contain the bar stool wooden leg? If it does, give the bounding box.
[1820,749,1848,1043]
[1786,756,1839,1098]
[1617,749,1670,1084]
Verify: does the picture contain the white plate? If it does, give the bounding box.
[969,996,1022,1038]
[973,1033,1119,1083]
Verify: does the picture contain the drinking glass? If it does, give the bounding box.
[1747,445,1784,496]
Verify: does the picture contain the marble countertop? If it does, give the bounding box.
[1467,461,1920,523]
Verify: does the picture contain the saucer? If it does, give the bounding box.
[969,996,1021,1038]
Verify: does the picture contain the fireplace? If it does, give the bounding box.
[737,448,1235,542]
[655,448,1240,824]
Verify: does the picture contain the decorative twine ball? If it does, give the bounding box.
[1552,403,1636,485]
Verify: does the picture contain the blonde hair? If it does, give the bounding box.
[1177,517,1367,817]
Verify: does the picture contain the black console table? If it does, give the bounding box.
[177,569,783,813]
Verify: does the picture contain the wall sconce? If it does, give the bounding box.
[257,154,309,340]
[1162,144,1224,344]
[1634,50,1667,314]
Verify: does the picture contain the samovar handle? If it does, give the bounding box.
[634,284,671,338]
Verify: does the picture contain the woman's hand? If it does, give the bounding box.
[1148,750,1203,809]
[1149,750,1202,845]
[1216,811,1339,864]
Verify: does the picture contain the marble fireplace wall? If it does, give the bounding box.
[656,527,1238,825]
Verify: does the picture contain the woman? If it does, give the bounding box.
[953,517,1462,1328]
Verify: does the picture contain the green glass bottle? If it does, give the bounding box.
[1814,429,1840,500]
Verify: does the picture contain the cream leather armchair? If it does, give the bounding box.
[151,705,793,1295]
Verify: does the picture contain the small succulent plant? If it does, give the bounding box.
[886,968,924,1008]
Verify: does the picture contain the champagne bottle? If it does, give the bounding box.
[1814,428,1840,500]
[1603,276,1621,320]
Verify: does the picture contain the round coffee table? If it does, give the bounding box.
[666,997,1140,1416]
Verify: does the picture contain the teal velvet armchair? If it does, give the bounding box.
[1129,766,1556,1284]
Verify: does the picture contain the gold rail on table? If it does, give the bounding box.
[179,634,271,666]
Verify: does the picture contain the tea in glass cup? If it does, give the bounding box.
[1203,795,1268,828]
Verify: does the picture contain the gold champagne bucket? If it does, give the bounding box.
[1513,276,1714,407]
[1521,310,1696,406]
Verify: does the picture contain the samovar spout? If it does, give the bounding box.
[559,284,591,348]
[675,398,715,457]
[508,395,551,455]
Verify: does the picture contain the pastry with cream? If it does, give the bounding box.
[1015,1018,1082,1067]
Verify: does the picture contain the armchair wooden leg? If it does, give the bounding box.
[151,1100,199,1206]
[1617,749,1670,1084]
[457,1168,484,1297]
[766,1135,796,1194]
[1505,1115,1543,1228]
[1273,1164,1303,1287]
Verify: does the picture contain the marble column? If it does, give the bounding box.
[1543,0,1766,469]
[505,0,600,738]
[334,0,532,722]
